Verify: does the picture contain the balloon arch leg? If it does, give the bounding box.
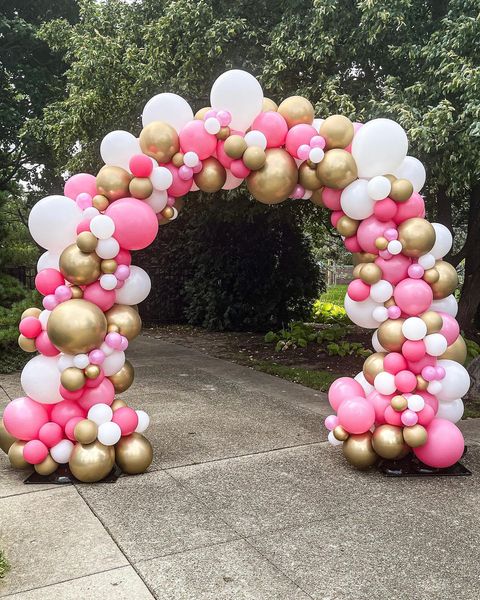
[0,70,471,482]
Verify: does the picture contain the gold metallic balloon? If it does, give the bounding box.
[74,419,98,444]
[298,162,323,191]
[194,157,226,192]
[359,263,382,284]
[195,106,211,120]
[111,398,127,411]
[385,174,397,185]
[224,135,247,159]
[352,264,363,279]
[96,166,132,201]
[61,367,86,391]
[129,177,153,199]
[342,432,378,470]
[76,231,98,253]
[139,121,179,163]
[85,364,101,379]
[217,126,230,140]
[69,441,114,483]
[352,252,376,265]
[363,352,386,384]
[416,375,429,391]
[403,424,428,448]
[92,194,109,211]
[108,360,135,393]
[0,419,16,454]
[319,115,354,150]
[372,425,407,459]
[377,318,406,352]
[161,206,175,220]
[247,148,297,204]
[420,311,443,334]
[440,335,467,364]
[47,299,107,355]
[21,307,41,320]
[375,236,389,250]
[310,187,325,207]
[333,425,349,442]
[34,455,58,476]
[397,218,436,258]
[316,149,358,189]
[70,285,83,299]
[18,334,36,353]
[107,324,120,333]
[262,97,278,112]
[172,152,184,167]
[60,243,101,286]
[277,95,314,128]
[336,216,359,238]
[242,147,266,171]
[430,260,458,299]
[384,298,396,308]
[390,178,414,202]
[115,433,153,475]
[391,395,408,412]
[101,259,117,274]
[8,441,29,469]
[423,268,440,284]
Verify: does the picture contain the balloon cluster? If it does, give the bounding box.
[0,69,468,479]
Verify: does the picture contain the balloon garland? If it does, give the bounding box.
[0,70,468,481]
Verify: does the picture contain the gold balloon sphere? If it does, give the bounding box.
[342,432,378,470]
[60,243,101,286]
[363,352,386,385]
[430,260,458,299]
[115,433,153,475]
[390,178,414,202]
[242,147,266,171]
[333,425,350,442]
[352,252,377,265]
[61,367,86,391]
[391,395,408,412]
[69,441,115,483]
[316,149,358,189]
[129,177,153,199]
[109,360,135,393]
[101,259,117,274]
[277,95,314,128]
[336,216,359,238]
[172,152,184,167]
[195,106,211,120]
[440,335,467,364]
[262,97,278,112]
[384,298,396,308]
[0,419,16,454]
[310,188,325,207]
[403,424,428,448]
[76,231,98,253]
[298,162,323,191]
[105,303,142,341]
[359,263,382,284]
[85,364,101,379]
[18,334,36,353]
[385,174,397,184]
[224,135,247,159]
[217,126,230,140]
[352,264,364,279]
[194,157,226,192]
[375,236,389,250]
[21,307,41,320]
[377,318,406,352]
[70,285,84,299]
[423,268,440,284]
[372,425,407,459]
[247,148,298,204]
[416,375,429,391]
[34,455,58,476]
[397,218,436,258]
[8,441,29,469]
[111,398,127,411]
[47,299,107,355]
[161,206,175,220]
[92,194,110,211]
[420,310,443,334]
[96,166,132,201]
[74,419,98,444]
[139,121,179,163]
[319,115,354,150]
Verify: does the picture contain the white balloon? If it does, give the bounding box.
[308,147,324,164]
[204,117,221,134]
[21,355,63,404]
[312,118,324,132]
[244,130,267,149]
[370,280,393,303]
[394,156,426,192]
[424,333,448,356]
[387,240,402,255]
[418,253,436,270]
[222,170,243,190]
[144,189,168,213]
[73,354,90,369]
[96,237,120,260]
[367,176,391,200]
[151,166,173,190]
[354,371,375,395]
[430,295,458,317]
[407,394,425,412]
[183,152,199,168]
[37,251,60,272]
[51,439,74,464]
[371,330,386,352]
[374,371,396,395]
[328,430,343,446]
[436,359,470,401]
[102,350,125,376]
[29,196,83,252]
[351,118,408,178]
[98,421,122,446]
[135,410,150,433]
[100,342,115,357]
[372,306,388,322]
[90,215,115,239]
[427,380,442,395]
[115,265,151,305]
[100,274,117,291]
[340,179,375,220]
[344,295,382,329]
[83,206,99,220]
[38,310,51,330]
[88,403,113,426]
[436,398,464,423]
[100,130,141,170]
[58,354,74,372]
[430,223,453,259]
[142,93,193,131]
[210,69,263,131]
[402,317,427,341]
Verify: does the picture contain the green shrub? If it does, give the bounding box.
[0,273,27,308]
[311,299,348,324]
[465,337,480,365]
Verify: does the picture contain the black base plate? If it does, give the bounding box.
[378,447,472,477]
[24,464,122,484]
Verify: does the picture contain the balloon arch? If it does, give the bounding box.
[1,70,469,481]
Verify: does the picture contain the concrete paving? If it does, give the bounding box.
[1,335,480,599]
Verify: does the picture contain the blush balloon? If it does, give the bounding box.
[106,197,158,250]
[344,235,362,253]
[366,390,392,425]
[179,120,217,159]
[374,198,397,222]
[23,440,49,465]
[384,405,402,426]
[406,354,436,375]
[413,419,464,468]
[357,216,396,254]
[402,340,426,362]
[394,278,433,316]
[348,279,370,302]
[438,312,460,345]
[216,140,234,169]
[83,281,116,312]
[393,192,425,224]
[285,124,317,158]
[375,254,411,285]
[322,188,342,210]
[112,406,139,436]
[337,397,375,434]
[383,352,407,375]
[35,269,65,296]
[35,331,60,357]
[64,173,97,200]
[51,400,85,428]
[77,378,115,411]
[38,422,63,448]
[328,377,366,411]
[3,397,49,440]
[252,111,288,148]
[165,164,193,197]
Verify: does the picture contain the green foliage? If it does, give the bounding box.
[251,361,339,392]
[325,341,371,359]
[311,300,348,324]
[0,549,9,579]
[465,337,480,365]
[0,274,27,308]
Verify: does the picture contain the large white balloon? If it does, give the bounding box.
[340,179,375,220]
[430,295,458,317]
[351,118,408,178]
[210,69,263,131]
[393,156,426,192]
[142,93,194,132]
[100,130,141,171]
[436,398,464,423]
[344,295,382,329]
[430,223,453,259]
[37,251,60,272]
[436,359,470,402]
[29,196,82,252]
[115,265,151,305]
[372,330,386,352]
[21,355,63,404]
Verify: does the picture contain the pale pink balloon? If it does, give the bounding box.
[106,198,158,250]
[165,164,193,197]
[84,369,105,388]
[285,124,317,158]
[418,391,439,414]
[401,409,418,427]
[348,279,370,302]
[3,397,49,440]
[35,268,64,295]
[35,331,60,357]
[324,415,339,431]
[112,407,139,436]
[383,352,407,375]
[328,377,365,411]
[38,422,63,448]
[19,317,42,339]
[357,216,396,254]
[438,312,460,345]
[83,281,116,312]
[252,111,288,148]
[337,397,375,434]
[366,390,392,425]
[413,419,464,468]
[77,378,115,411]
[394,278,433,316]
[322,188,342,210]
[64,173,97,200]
[51,400,85,428]
[393,192,425,224]
[23,440,49,465]
[344,235,362,253]
[179,120,217,159]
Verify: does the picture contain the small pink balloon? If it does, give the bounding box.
[105,332,122,349]
[204,109,217,120]
[379,250,392,260]
[77,378,114,411]
[89,349,105,365]
[35,331,60,357]
[291,184,305,199]
[65,416,84,441]
[416,403,435,426]
[435,366,446,380]
[330,210,344,227]
[310,135,326,149]
[374,198,397,221]
[328,377,365,411]
[324,415,339,431]
[322,188,342,210]
[115,280,124,289]
[394,370,417,393]
[344,235,362,253]
[23,440,49,465]
[413,419,464,468]
[375,254,411,285]
[421,366,437,381]
[164,164,193,197]
[418,391,439,414]
[383,352,407,375]
[408,264,424,279]
[116,249,131,266]
[366,391,392,425]
[178,165,193,180]
[347,279,370,302]
[84,369,105,388]
[115,265,130,281]
[119,336,129,351]
[384,228,398,241]
[83,281,116,312]
[402,340,427,362]
[230,159,250,179]
[384,405,402,426]
[64,173,97,200]
[217,110,231,127]
[106,197,158,251]
[51,400,85,428]
[55,285,73,302]
[59,385,84,402]
[43,295,58,311]
[19,316,42,339]
[406,353,436,375]
[438,312,460,345]
[129,154,153,178]
[394,278,433,316]
[252,111,288,148]
[401,409,418,427]
[297,145,310,160]
[285,124,317,158]
[387,306,401,319]
[35,268,65,296]
[337,397,375,434]
[112,407,139,436]
[393,192,425,224]
[216,140,234,169]
[76,193,93,210]
[38,422,63,448]
[357,216,396,254]
[3,397,49,440]
[179,120,217,159]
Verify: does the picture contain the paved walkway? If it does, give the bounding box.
[1,335,480,599]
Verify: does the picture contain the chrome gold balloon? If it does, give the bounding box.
[224,135,247,159]
[397,218,436,258]
[85,364,101,379]
[420,311,443,334]
[336,216,359,238]
[108,360,135,393]
[34,455,58,476]
[247,148,297,204]
[92,194,109,211]
[101,259,117,274]
[352,252,377,265]
[172,152,184,167]
[242,147,266,171]
[60,243,101,286]
[129,177,153,199]
[377,318,406,352]
[96,166,132,201]
[403,424,428,448]
[430,260,458,299]
[363,352,386,384]
[105,304,142,340]
[60,367,86,391]
[310,188,325,207]
[18,334,36,353]
[423,268,440,284]
[76,231,98,253]
[139,121,179,163]
[262,97,278,112]
[277,96,314,128]
[115,433,153,475]
[333,425,349,442]
[111,398,127,411]
[375,236,388,250]
[298,162,323,191]
[8,441,29,469]
[391,395,408,412]
[194,157,226,192]
[69,441,115,483]
[372,425,407,459]
[316,149,357,189]
[195,106,211,120]
[74,419,98,445]
[342,432,378,470]
[161,206,175,220]
[217,127,230,140]
[352,264,363,279]
[70,285,84,299]
[390,178,413,202]
[0,419,16,454]
[416,375,429,391]
[319,115,354,149]
[440,335,467,364]
[359,263,382,284]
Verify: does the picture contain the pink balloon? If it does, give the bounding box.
[348,279,370,302]
[375,254,411,286]
[438,312,460,345]
[401,409,418,426]
[374,198,397,222]
[344,235,362,253]
[77,378,115,411]
[3,397,49,440]
[112,407,139,436]
[35,269,64,296]
[59,385,84,402]
[252,111,288,148]
[322,188,342,210]
[51,400,85,428]
[416,403,435,427]
[328,377,365,411]
[366,391,392,425]
[337,397,375,434]
[106,198,158,250]
[230,159,250,179]
[285,124,317,158]
[324,415,339,431]
[19,317,42,339]
[394,370,417,393]
[216,140,234,169]
[179,120,217,159]
[393,192,425,224]
[418,391,439,414]
[64,173,97,200]
[116,249,132,266]
[402,340,426,362]
[394,278,433,316]
[357,216,396,254]
[413,419,464,468]
[406,353,436,375]
[38,422,63,448]
[23,440,49,465]
[330,210,344,227]
[76,219,91,234]
[83,281,116,311]
[84,369,105,388]
[384,405,402,426]
[384,353,407,375]
[35,331,60,357]
[65,416,84,441]
[129,154,153,177]
[165,164,193,197]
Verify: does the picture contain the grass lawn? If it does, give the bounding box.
[251,361,339,392]
[319,284,347,305]
[0,550,9,579]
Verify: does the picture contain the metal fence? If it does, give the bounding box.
[4,266,36,289]
[319,261,353,287]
